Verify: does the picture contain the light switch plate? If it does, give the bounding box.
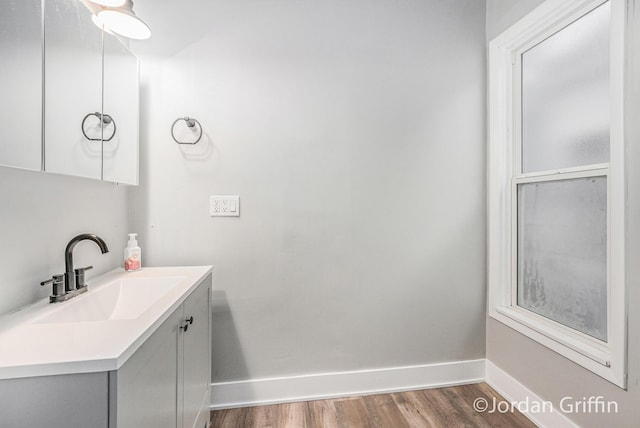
[210,195,240,217]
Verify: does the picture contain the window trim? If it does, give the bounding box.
[488,0,627,388]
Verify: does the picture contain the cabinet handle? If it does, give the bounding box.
[181,316,194,332]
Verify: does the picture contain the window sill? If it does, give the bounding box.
[489,306,625,388]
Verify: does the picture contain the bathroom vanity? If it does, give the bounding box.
[0,266,212,428]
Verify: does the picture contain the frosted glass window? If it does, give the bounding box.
[517,177,607,341]
[522,2,610,173]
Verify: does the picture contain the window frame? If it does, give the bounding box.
[488,0,627,388]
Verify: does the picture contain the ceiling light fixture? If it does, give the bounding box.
[94,0,151,40]
[90,14,115,35]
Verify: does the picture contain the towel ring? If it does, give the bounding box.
[81,112,116,142]
[171,116,203,145]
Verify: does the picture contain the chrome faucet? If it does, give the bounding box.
[41,234,109,303]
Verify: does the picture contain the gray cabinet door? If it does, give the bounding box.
[181,276,212,428]
[0,372,109,428]
[113,308,182,428]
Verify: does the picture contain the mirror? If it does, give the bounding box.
[0,0,139,184]
[44,0,103,180]
[45,0,139,184]
[0,0,43,171]
[103,34,139,185]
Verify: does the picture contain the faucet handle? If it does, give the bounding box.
[41,274,65,300]
[74,266,94,289]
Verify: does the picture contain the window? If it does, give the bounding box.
[488,0,627,388]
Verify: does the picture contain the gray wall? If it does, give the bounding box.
[486,1,640,426]
[0,167,128,316]
[130,0,487,382]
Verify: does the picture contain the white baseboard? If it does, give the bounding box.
[485,360,578,428]
[210,358,485,410]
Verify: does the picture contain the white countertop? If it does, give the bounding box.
[0,266,212,380]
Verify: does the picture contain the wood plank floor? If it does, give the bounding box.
[210,383,536,427]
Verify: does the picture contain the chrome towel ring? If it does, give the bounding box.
[171,116,203,145]
[81,112,116,142]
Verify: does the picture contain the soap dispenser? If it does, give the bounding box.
[124,233,142,272]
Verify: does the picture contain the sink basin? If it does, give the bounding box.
[35,276,186,324]
[0,266,212,381]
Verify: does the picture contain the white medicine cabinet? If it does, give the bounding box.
[0,0,139,185]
